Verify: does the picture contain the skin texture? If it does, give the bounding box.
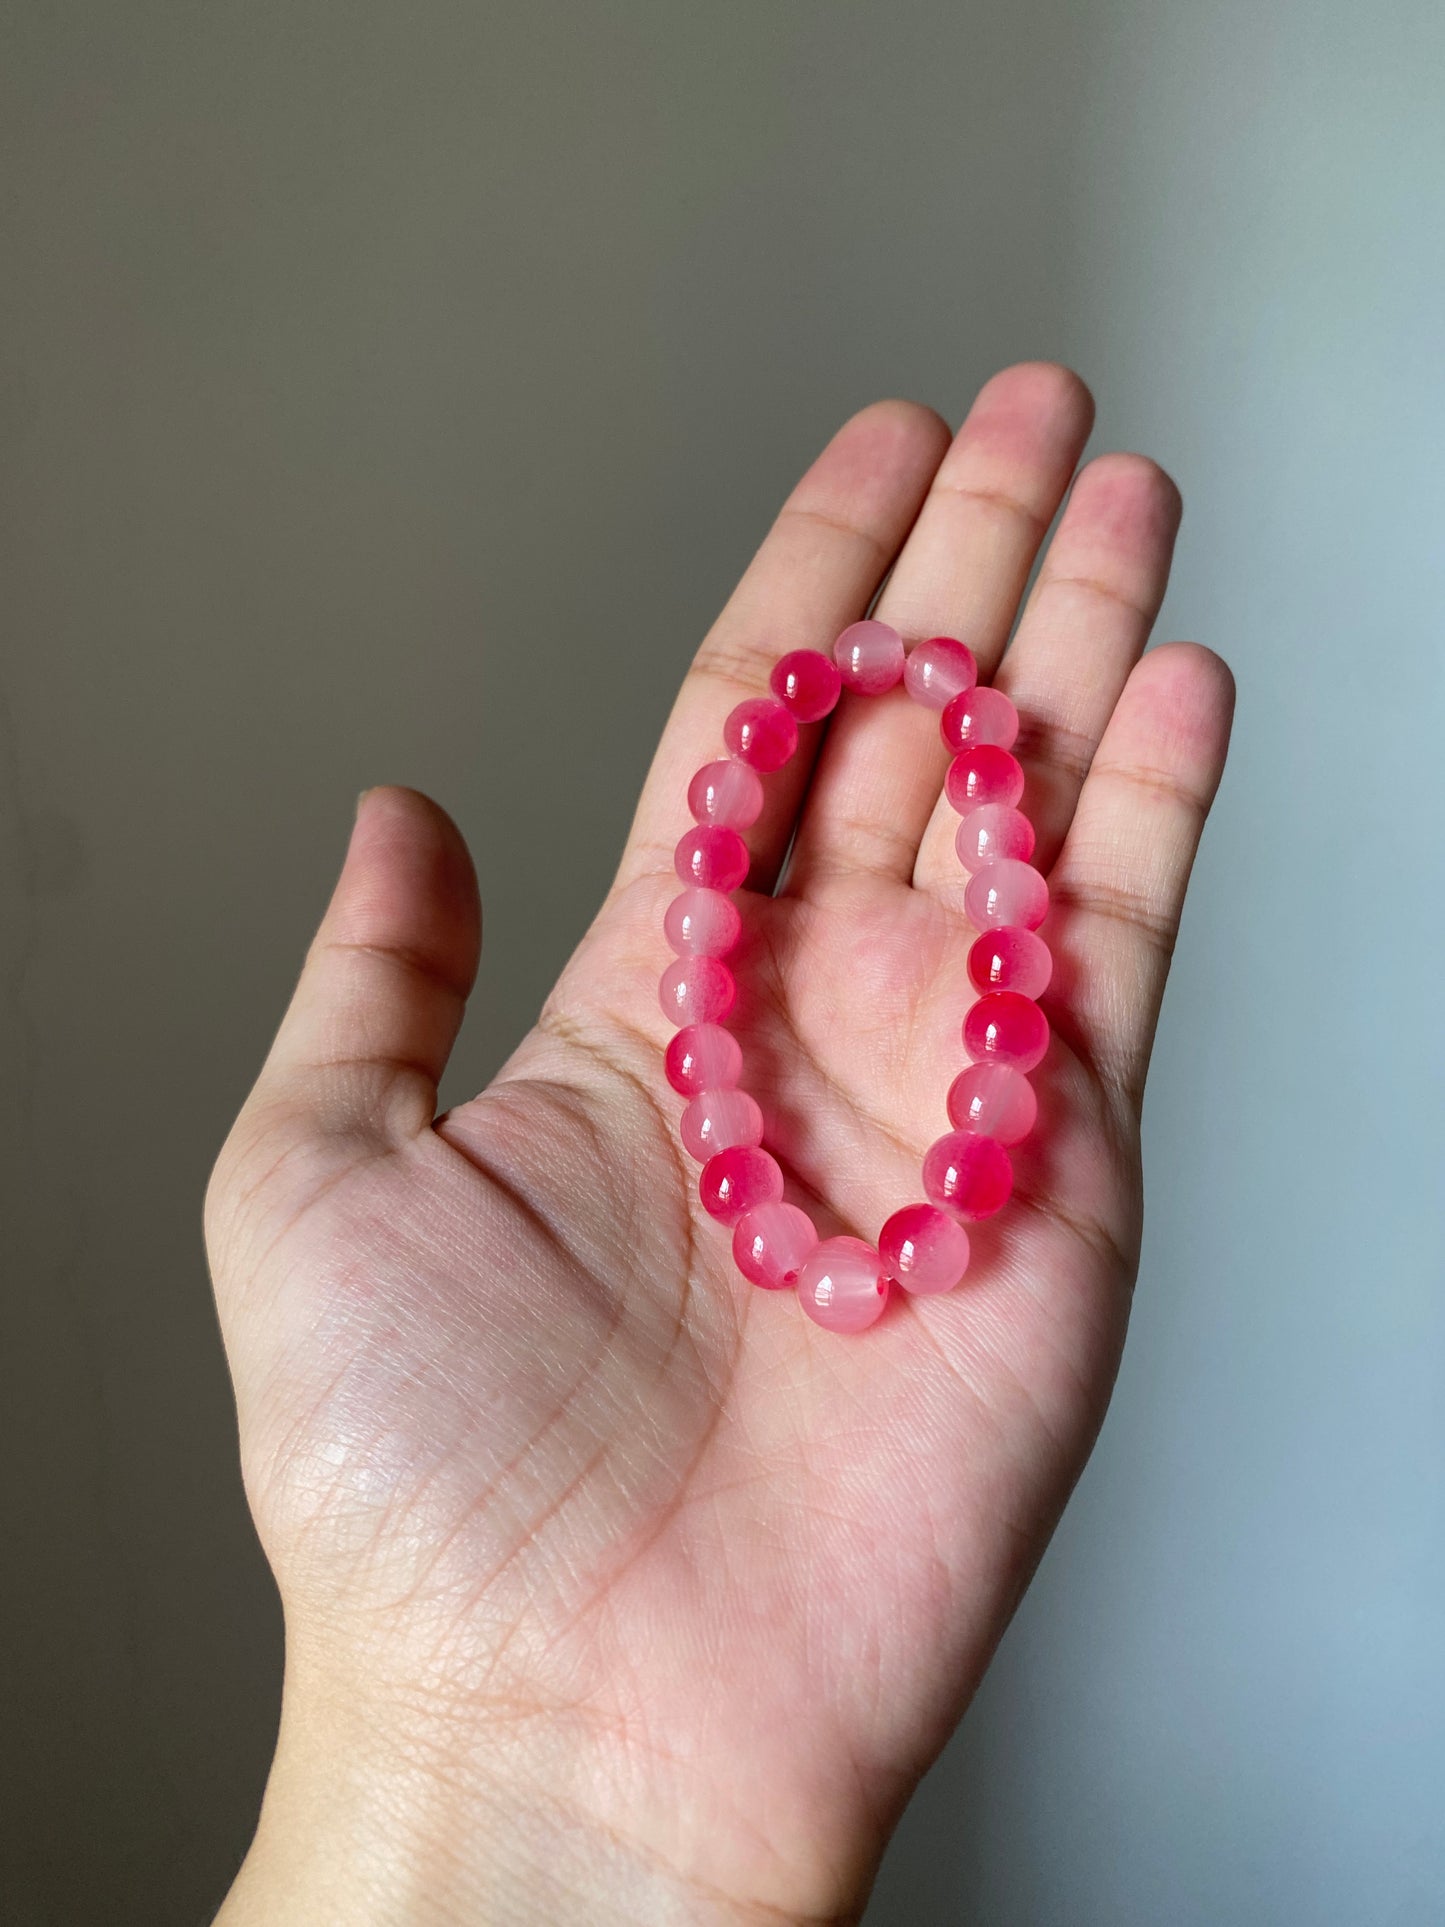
[207,364,1234,1925]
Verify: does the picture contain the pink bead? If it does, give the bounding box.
[964,991,1050,1072]
[665,1022,742,1096]
[954,804,1035,871]
[688,759,764,830]
[944,745,1025,813]
[922,1131,1014,1220]
[941,685,1020,751]
[733,1201,818,1289]
[659,956,735,1025]
[795,1236,890,1332]
[967,925,1053,998]
[770,649,841,723]
[675,824,750,893]
[680,1087,764,1160]
[903,635,977,709]
[834,619,905,694]
[700,1146,784,1224]
[879,1203,971,1295]
[664,888,742,957]
[965,858,1049,931]
[947,1062,1037,1146]
[724,696,799,772]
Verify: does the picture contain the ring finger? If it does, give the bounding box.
[914,450,1184,898]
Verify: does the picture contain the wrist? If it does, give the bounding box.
[217,1657,862,1926]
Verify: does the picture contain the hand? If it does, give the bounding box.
[208,364,1233,1924]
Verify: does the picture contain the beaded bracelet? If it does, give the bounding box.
[661,621,1049,1334]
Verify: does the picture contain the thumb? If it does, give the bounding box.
[244,785,481,1139]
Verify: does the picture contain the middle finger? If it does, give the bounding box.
[782,361,1094,894]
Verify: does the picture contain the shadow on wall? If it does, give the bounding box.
[6,1,1445,1923]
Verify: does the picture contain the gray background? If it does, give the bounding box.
[3,3,1444,1921]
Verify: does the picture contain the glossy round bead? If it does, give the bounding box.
[944,745,1025,813]
[922,1131,1014,1220]
[834,619,905,694]
[680,1088,764,1160]
[903,635,977,709]
[965,857,1049,931]
[954,803,1035,871]
[724,696,799,772]
[941,685,1020,751]
[795,1236,890,1332]
[733,1201,818,1289]
[664,888,742,957]
[964,991,1050,1072]
[699,1146,784,1224]
[967,925,1053,999]
[674,824,750,893]
[659,956,736,1025]
[665,1022,742,1096]
[946,1062,1037,1146]
[879,1203,971,1295]
[770,649,841,723]
[688,758,764,830]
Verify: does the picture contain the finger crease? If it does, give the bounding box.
[300,1052,439,1090]
[318,938,470,1005]
[1087,759,1210,816]
[1038,572,1156,622]
[931,479,1050,538]
[796,813,919,880]
[685,647,773,694]
[1011,714,1097,786]
[1049,879,1178,951]
[777,501,893,564]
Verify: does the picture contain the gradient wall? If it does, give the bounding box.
[2,4,1442,1920]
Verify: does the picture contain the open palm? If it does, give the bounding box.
[209,365,1233,1924]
